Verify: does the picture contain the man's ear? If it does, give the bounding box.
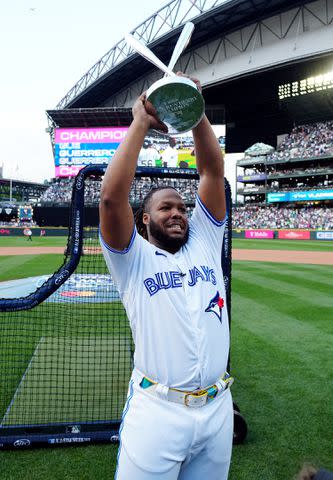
[143,212,150,225]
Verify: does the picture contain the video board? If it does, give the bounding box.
[54,127,129,177]
[137,125,225,170]
[54,126,225,177]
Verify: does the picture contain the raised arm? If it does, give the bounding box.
[183,74,225,221]
[192,115,226,221]
[99,94,167,250]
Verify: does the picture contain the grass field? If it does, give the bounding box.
[0,241,332,479]
[232,238,333,251]
[0,236,68,247]
[0,255,65,282]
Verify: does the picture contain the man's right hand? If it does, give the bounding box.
[132,93,168,133]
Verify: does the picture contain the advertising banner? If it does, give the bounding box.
[245,230,274,239]
[0,228,68,237]
[278,230,310,240]
[316,231,333,240]
[237,174,266,182]
[268,189,333,202]
[267,192,289,202]
[290,190,333,201]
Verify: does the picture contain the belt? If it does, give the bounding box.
[133,369,234,408]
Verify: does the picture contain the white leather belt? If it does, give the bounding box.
[133,369,234,408]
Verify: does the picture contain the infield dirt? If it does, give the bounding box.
[0,246,332,265]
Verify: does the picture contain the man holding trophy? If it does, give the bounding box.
[99,23,233,480]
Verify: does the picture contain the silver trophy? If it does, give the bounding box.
[125,22,204,134]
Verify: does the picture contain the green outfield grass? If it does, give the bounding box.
[0,249,332,479]
[0,236,68,247]
[0,254,65,282]
[229,260,333,479]
[232,238,333,251]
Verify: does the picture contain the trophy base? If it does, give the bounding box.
[146,76,205,134]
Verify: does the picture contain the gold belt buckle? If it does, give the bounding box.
[184,390,208,407]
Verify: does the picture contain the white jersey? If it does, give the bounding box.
[100,195,229,391]
[138,147,160,167]
[161,146,178,168]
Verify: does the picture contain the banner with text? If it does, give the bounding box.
[245,230,274,239]
[278,230,310,240]
[268,189,333,202]
[54,127,129,177]
[237,174,267,182]
[316,231,333,240]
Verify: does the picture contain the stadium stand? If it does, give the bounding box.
[236,120,333,220]
[267,121,333,162]
[233,205,333,230]
[39,176,198,207]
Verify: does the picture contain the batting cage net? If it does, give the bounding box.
[0,164,232,449]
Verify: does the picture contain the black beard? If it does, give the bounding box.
[148,218,189,252]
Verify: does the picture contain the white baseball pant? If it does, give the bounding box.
[115,378,233,480]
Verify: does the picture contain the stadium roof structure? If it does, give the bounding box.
[53,0,310,111]
[46,107,132,128]
[47,0,333,152]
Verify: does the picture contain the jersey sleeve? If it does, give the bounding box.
[189,194,228,255]
[99,226,144,298]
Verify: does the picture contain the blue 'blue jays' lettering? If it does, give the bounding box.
[144,265,216,296]
[188,266,216,286]
[144,271,183,296]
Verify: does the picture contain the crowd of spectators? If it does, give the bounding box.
[39,176,199,206]
[233,205,333,230]
[267,165,333,176]
[39,177,102,205]
[267,120,333,162]
[39,178,74,205]
[39,175,333,230]
[129,177,198,205]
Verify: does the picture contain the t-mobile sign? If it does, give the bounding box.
[245,230,274,239]
[54,127,128,177]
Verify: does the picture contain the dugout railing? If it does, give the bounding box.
[0,164,245,449]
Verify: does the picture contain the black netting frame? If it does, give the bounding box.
[0,165,232,449]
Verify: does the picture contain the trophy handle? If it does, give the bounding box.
[125,34,176,77]
[165,22,195,75]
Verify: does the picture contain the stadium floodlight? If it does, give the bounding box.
[278,69,333,100]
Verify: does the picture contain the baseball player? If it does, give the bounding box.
[161,136,178,167]
[99,73,233,480]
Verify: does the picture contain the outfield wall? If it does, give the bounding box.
[33,206,99,228]
[0,227,68,237]
[1,226,332,240]
[232,229,333,241]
